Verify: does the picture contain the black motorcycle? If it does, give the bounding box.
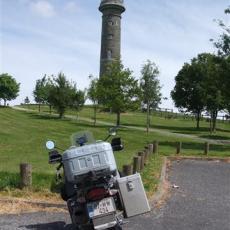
[45,128,124,230]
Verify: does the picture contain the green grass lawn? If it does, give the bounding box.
[22,104,230,140]
[1,106,229,195]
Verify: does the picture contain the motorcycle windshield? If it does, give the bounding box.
[71,131,96,146]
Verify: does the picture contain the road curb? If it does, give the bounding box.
[0,197,66,209]
[149,155,230,210]
[150,156,169,208]
[167,156,230,163]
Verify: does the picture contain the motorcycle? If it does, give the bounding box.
[45,128,125,230]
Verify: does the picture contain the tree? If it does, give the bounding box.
[71,89,86,119]
[222,56,230,113]
[200,54,225,132]
[48,72,84,118]
[24,96,30,108]
[0,73,20,106]
[87,75,99,126]
[171,53,225,132]
[171,61,206,129]
[211,7,230,116]
[33,75,52,112]
[140,60,162,133]
[97,60,139,126]
[212,7,230,57]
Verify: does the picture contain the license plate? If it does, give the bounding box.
[87,197,116,218]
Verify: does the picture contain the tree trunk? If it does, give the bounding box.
[38,104,41,113]
[210,116,212,134]
[212,111,218,132]
[146,102,150,133]
[93,105,97,126]
[196,111,200,129]
[4,99,6,106]
[116,111,120,126]
[49,105,52,114]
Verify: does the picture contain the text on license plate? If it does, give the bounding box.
[87,197,115,218]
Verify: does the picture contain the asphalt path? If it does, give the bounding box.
[0,160,229,230]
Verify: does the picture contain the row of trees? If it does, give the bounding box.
[33,60,162,132]
[171,7,230,132]
[33,73,85,118]
[88,60,161,130]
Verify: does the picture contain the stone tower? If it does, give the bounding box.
[99,0,125,77]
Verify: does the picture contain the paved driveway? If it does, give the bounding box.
[123,160,230,230]
[0,160,229,230]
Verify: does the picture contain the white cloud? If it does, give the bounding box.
[30,1,56,18]
[64,1,78,13]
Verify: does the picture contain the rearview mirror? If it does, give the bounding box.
[111,137,123,151]
[109,127,117,136]
[45,140,55,150]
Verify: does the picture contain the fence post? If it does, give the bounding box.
[144,147,149,162]
[122,164,133,176]
[20,163,32,188]
[204,142,209,155]
[148,144,154,154]
[133,156,141,173]
[176,142,182,154]
[153,141,159,155]
[138,151,145,170]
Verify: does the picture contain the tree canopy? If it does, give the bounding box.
[212,6,230,57]
[33,75,52,112]
[97,60,139,126]
[140,60,161,132]
[171,53,226,131]
[87,75,99,126]
[0,73,20,106]
[34,72,85,118]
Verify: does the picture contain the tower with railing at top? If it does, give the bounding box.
[99,0,126,77]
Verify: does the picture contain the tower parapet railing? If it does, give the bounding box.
[101,0,124,5]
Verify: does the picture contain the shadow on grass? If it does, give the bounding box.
[200,135,230,140]
[27,113,112,129]
[154,125,209,133]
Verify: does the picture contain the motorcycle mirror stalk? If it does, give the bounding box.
[104,126,118,141]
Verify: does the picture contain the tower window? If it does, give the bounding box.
[107,34,113,40]
[108,21,114,26]
[107,50,112,59]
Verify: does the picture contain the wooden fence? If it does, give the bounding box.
[121,141,211,176]
[19,141,211,188]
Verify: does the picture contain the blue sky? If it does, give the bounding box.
[0,0,229,109]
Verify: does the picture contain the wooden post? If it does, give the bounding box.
[144,147,149,162]
[204,142,209,155]
[133,156,141,173]
[176,142,182,154]
[138,151,145,170]
[122,164,133,176]
[153,141,159,155]
[148,144,154,154]
[20,163,32,188]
